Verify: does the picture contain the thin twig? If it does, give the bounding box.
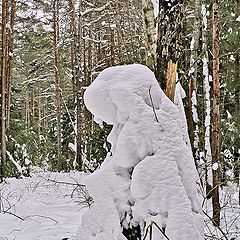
[143,221,171,240]
[23,214,58,223]
[152,221,171,240]
[143,225,150,240]
[148,86,159,123]
[2,210,24,221]
[41,177,86,187]
[202,210,229,240]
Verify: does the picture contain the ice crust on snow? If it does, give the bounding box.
[77,64,203,240]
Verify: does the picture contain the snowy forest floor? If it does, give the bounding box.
[0,170,240,240]
[0,170,89,240]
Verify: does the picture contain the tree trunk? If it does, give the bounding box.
[156,0,184,100]
[25,89,29,129]
[0,0,8,181]
[234,0,240,205]
[211,1,221,227]
[53,0,62,171]
[6,0,15,129]
[188,0,201,162]
[202,3,213,199]
[142,0,156,69]
[37,93,41,137]
[42,103,46,130]
[76,0,83,170]
[31,88,35,122]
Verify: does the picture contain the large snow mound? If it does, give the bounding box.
[77,64,203,240]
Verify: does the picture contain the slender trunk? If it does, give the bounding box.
[189,0,201,164]
[53,0,62,171]
[202,4,213,199]
[68,0,77,90]
[76,0,83,170]
[142,0,156,69]
[6,0,15,128]
[1,0,8,181]
[37,93,41,136]
[25,89,29,129]
[110,28,115,66]
[211,1,221,227]
[234,0,240,205]
[42,103,46,130]
[31,88,35,122]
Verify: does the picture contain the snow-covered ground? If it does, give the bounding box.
[0,170,88,240]
[0,171,239,240]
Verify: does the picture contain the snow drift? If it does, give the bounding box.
[76,64,203,240]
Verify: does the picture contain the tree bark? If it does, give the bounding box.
[53,0,62,171]
[142,0,156,69]
[6,0,15,128]
[31,88,35,122]
[37,93,41,136]
[211,1,221,227]
[188,0,201,166]
[76,0,83,170]
[202,3,213,199]
[25,89,29,129]
[0,0,8,181]
[156,0,184,100]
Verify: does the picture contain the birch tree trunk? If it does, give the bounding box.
[53,0,62,171]
[142,0,156,69]
[211,1,221,227]
[0,0,8,181]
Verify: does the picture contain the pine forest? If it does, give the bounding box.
[0,0,240,239]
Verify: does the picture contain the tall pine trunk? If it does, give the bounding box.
[1,0,8,181]
[211,1,221,227]
[53,0,62,171]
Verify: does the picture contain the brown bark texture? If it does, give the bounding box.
[1,0,8,180]
[211,2,221,227]
[53,0,62,171]
[6,0,15,128]
[156,0,184,100]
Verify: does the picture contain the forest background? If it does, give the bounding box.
[0,0,239,237]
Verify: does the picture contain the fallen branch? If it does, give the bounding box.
[2,210,24,221]
[202,210,229,240]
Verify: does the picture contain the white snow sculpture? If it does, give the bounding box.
[76,64,203,240]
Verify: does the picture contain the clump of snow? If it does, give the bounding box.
[77,64,203,239]
[212,162,219,171]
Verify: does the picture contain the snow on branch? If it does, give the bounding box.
[80,2,112,17]
[6,151,22,175]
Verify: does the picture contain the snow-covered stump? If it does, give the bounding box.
[76,64,203,240]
